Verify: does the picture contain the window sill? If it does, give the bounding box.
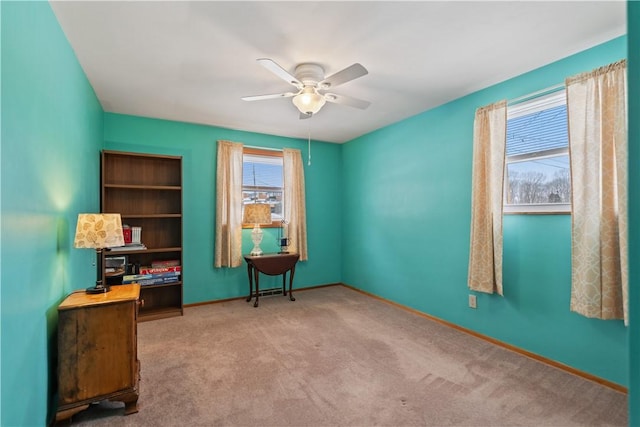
[504,203,571,215]
[242,222,282,229]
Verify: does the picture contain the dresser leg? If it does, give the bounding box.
[123,400,139,415]
[55,404,90,425]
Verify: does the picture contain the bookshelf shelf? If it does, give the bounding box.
[102,150,184,321]
[121,214,182,219]
[138,306,183,322]
[104,184,182,191]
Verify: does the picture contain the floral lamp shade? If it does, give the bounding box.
[74,213,125,249]
[242,204,272,225]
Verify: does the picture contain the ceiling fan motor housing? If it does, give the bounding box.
[295,63,325,86]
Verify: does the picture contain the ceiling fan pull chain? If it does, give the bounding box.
[308,128,312,166]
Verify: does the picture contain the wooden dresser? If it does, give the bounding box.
[55,284,141,423]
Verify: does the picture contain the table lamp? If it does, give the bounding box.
[243,203,272,256]
[74,213,125,294]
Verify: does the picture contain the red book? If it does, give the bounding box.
[139,266,182,275]
[122,225,132,244]
[151,259,180,268]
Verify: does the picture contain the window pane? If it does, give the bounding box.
[504,90,570,212]
[242,189,283,220]
[242,153,284,223]
[507,104,568,157]
[506,154,570,204]
[243,160,283,188]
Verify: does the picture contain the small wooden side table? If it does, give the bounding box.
[244,253,300,307]
[55,284,141,424]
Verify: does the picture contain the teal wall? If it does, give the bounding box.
[1,1,104,425]
[342,36,629,386]
[628,2,639,425]
[103,114,343,304]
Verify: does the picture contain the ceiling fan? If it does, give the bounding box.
[242,58,371,119]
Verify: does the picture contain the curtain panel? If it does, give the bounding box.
[468,100,507,295]
[283,148,308,261]
[566,59,628,324]
[214,140,244,268]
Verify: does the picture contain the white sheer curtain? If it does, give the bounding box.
[566,59,628,324]
[468,100,507,295]
[214,140,244,268]
[283,148,308,261]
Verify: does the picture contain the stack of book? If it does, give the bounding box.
[122,263,181,286]
[150,259,180,268]
[113,225,145,252]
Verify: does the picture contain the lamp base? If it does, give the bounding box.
[250,224,264,256]
[86,285,110,294]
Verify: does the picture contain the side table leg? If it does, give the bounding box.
[246,264,253,302]
[253,268,260,307]
[288,266,296,302]
[282,271,287,296]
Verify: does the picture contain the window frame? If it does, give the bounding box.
[242,147,284,228]
[504,90,571,215]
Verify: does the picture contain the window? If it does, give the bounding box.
[504,90,571,214]
[242,148,283,227]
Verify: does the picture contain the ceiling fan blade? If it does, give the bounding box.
[318,63,368,89]
[257,58,302,88]
[242,92,296,102]
[299,112,312,120]
[324,93,371,110]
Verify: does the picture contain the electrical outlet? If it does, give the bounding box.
[468,294,477,309]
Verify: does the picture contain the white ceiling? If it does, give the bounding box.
[49,1,626,144]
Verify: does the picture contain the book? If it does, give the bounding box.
[151,259,180,268]
[139,266,181,275]
[131,226,142,244]
[122,224,132,244]
[122,271,181,283]
[136,276,180,286]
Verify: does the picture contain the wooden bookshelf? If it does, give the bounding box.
[101,150,183,321]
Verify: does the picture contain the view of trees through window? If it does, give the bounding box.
[505,91,571,211]
[506,156,570,204]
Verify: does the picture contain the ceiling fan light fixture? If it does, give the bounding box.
[292,87,326,115]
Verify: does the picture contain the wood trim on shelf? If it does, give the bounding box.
[120,214,182,219]
[137,281,182,290]
[138,307,183,322]
[102,150,182,161]
[104,184,182,190]
[106,247,182,255]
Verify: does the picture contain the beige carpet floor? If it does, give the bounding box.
[72,285,627,426]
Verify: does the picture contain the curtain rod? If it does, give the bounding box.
[507,83,565,106]
[243,145,283,152]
